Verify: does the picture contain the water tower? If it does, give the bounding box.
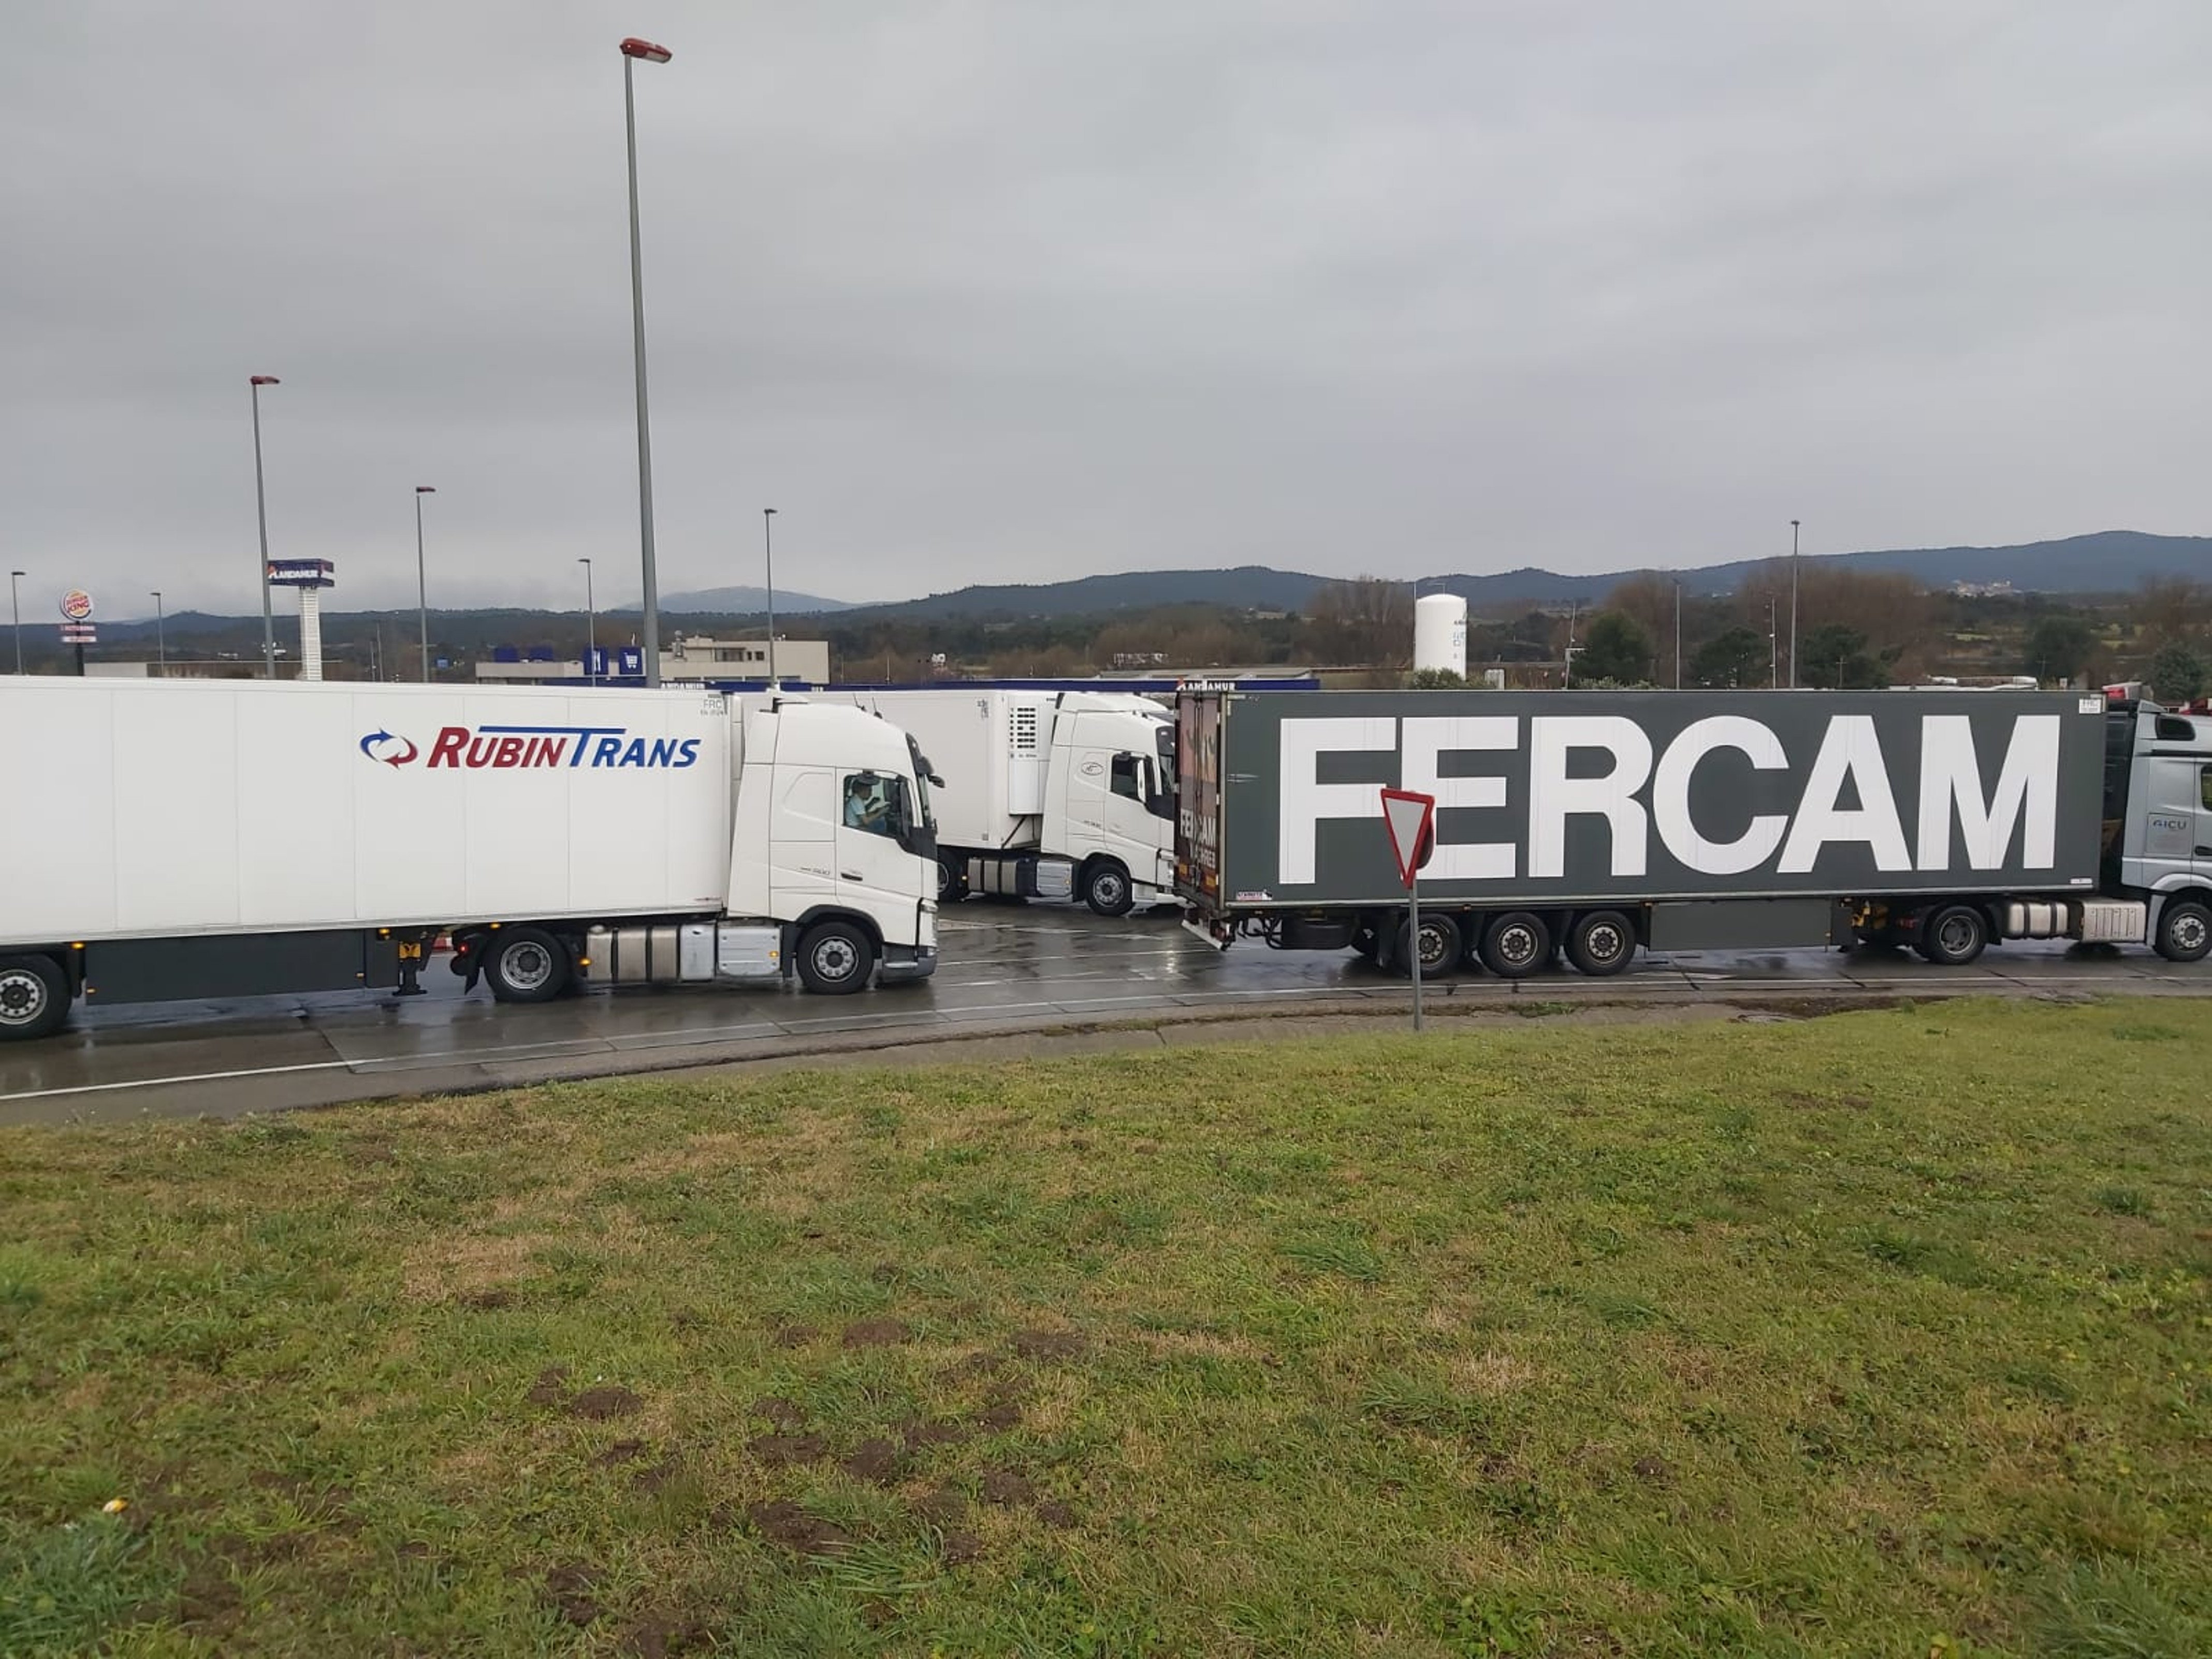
[1413,592,1468,679]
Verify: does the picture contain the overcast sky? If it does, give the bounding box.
[4,2,2207,618]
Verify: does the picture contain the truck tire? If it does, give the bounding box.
[484,926,569,1003]
[1917,904,1988,966]
[0,953,71,1042]
[1479,912,1552,979]
[936,854,969,903]
[2154,898,2212,963]
[1565,910,1636,977]
[1082,859,1134,918]
[1394,912,1461,978]
[797,920,876,994]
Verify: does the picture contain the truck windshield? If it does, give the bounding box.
[906,735,937,829]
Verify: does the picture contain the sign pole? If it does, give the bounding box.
[1408,874,1423,1031]
[1378,785,1437,1036]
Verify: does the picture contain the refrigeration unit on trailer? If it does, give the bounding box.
[0,678,939,1041]
[1174,687,2212,978]
[833,688,1177,915]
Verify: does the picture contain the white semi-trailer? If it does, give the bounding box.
[832,688,1176,915]
[0,679,939,1041]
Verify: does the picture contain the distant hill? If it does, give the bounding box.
[652,584,852,614]
[80,531,2205,644]
[833,565,1330,623]
[835,530,2208,620]
[1415,531,2212,607]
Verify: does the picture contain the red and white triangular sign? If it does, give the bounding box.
[1379,788,1436,889]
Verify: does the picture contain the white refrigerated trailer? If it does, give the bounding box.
[0,678,939,1041]
[832,688,1176,915]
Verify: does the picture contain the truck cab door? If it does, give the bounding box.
[2138,756,2200,878]
[834,770,920,923]
[2198,764,2212,879]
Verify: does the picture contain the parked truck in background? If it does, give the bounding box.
[1175,687,2212,977]
[832,688,1176,915]
[0,679,939,1042]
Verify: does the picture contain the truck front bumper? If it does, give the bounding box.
[879,944,939,984]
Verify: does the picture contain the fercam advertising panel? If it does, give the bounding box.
[1196,690,2105,908]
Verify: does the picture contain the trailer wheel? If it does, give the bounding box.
[1479,912,1551,979]
[1394,912,1462,978]
[1081,859,1135,917]
[1565,910,1637,977]
[797,920,875,994]
[485,926,569,1003]
[936,855,969,903]
[0,954,71,1042]
[1917,905,1989,966]
[2155,898,2212,963]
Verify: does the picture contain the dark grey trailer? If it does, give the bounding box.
[1173,688,2210,977]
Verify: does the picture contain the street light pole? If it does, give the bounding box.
[620,36,673,688]
[414,486,436,682]
[151,590,165,673]
[762,507,778,686]
[8,571,22,674]
[249,375,281,678]
[1788,518,1800,690]
[579,557,596,684]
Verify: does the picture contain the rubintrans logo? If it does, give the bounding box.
[357,724,701,770]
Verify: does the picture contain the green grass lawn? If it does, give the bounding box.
[2,999,2208,1657]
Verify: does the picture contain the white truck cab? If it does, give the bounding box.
[826,688,1178,916]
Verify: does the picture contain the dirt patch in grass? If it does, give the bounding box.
[978,1467,1035,1506]
[839,1438,901,1484]
[897,1417,970,1451]
[567,1386,643,1421]
[592,1438,647,1467]
[747,1434,827,1468]
[751,1396,804,1430]
[840,1317,911,1349]
[1008,1326,1086,1360]
[744,1500,850,1555]
[543,1561,603,1626]
[620,1612,711,1657]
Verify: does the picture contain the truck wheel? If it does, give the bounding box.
[0,954,71,1042]
[1480,912,1552,979]
[485,926,569,1003]
[1565,910,1637,977]
[1917,905,1988,966]
[1082,859,1134,917]
[797,920,875,994]
[2154,898,2212,963]
[1394,913,1461,978]
[936,855,969,903]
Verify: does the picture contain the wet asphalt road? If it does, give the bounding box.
[3,904,2205,1125]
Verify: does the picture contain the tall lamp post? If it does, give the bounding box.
[414,486,436,682]
[762,507,778,686]
[579,557,596,684]
[151,590,165,674]
[620,35,672,687]
[249,374,281,677]
[1788,518,1800,690]
[8,570,23,675]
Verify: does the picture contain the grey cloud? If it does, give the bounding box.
[3,0,2207,617]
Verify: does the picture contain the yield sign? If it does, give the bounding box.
[1379,788,1435,889]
